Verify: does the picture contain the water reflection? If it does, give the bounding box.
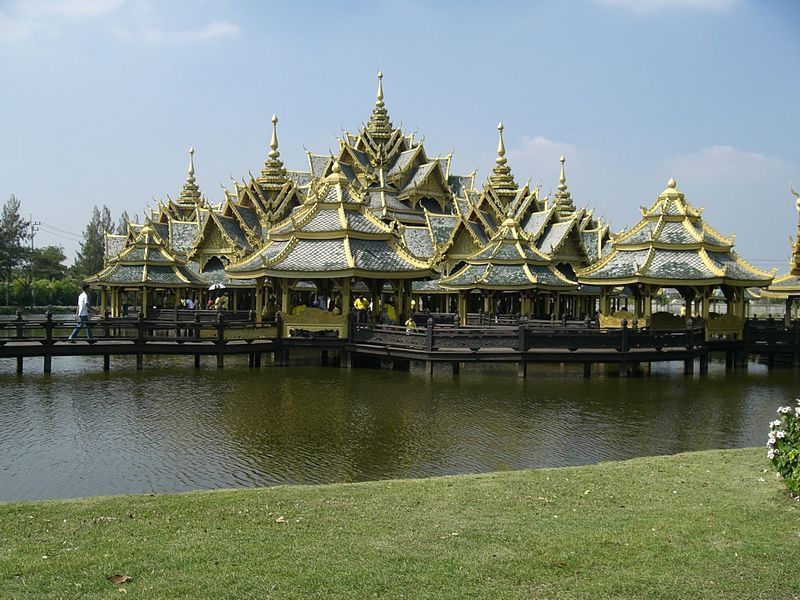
[0,355,793,501]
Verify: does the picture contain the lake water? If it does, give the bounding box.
[0,353,794,501]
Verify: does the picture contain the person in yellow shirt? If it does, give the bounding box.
[404,316,416,334]
[386,303,397,325]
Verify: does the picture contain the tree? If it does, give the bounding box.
[117,210,131,236]
[73,205,114,279]
[31,245,67,280]
[0,194,29,305]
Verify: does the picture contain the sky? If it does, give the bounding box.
[1,0,798,272]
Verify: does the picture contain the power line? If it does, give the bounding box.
[39,222,82,238]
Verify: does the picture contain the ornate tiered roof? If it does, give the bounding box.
[90,225,205,287]
[765,188,800,296]
[439,216,576,291]
[227,160,432,279]
[578,179,773,287]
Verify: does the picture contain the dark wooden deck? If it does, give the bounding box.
[1,312,797,376]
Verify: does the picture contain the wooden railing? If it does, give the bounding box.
[353,316,705,354]
[0,311,278,347]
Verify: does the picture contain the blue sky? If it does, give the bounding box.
[1,0,798,271]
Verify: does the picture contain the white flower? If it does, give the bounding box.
[776,431,787,439]
[768,449,776,459]
[770,419,782,429]
[767,437,776,448]
[778,406,792,414]
[795,407,800,418]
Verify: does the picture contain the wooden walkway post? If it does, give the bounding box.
[215,312,225,369]
[135,312,145,370]
[43,312,53,374]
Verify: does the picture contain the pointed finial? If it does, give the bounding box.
[667,177,676,189]
[188,147,195,178]
[496,122,507,166]
[376,70,384,107]
[269,114,280,159]
[332,157,342,174]
[558,155,567,191]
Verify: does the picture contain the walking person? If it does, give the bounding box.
[68,283,94,342]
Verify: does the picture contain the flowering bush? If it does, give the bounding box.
[768,399,800,497]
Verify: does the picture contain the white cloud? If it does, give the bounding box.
[112,20,239,43]
[23,0,125,19]
[0,0,239,44]
[0,0,123,41]
[662,145,798,265]
[595,0,738,13]
[507,135,579,185]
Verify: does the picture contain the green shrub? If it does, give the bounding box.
[768,399,800,497]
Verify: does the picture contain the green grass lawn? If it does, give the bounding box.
[1,448,798,599]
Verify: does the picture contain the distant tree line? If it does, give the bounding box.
[0,194,131,309]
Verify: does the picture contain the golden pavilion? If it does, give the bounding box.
[90,72,775,337]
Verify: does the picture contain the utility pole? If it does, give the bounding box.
[29,214,41,308]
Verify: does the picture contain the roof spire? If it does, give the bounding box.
[554,155,575,218]
[269,114,280,160]
[259,114,288,188]
[487,121,517,203]
[365,70,394,141]
[376,70,384,108]
[177,146,202,206]
[791,183,800,275]
[496,122,507,166]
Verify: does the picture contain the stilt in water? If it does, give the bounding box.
[583,362,592,378]
[136,353,143,371]
[452,361,460,376]
[194,354,200,369]
[16,356,23,374]
[517,361,527,378]
[684,357,694,375]
[103,354,110,372]
[699,352,708,375]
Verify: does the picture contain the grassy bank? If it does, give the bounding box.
[1,448,798,599]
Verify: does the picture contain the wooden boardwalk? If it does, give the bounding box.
[1,313,798,377]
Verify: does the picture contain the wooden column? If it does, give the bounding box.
[255,278,264,324]
[280,279,290,314]
[458,291,467,325]
[141,287,149,318]
[341,277,351,321]
[701,289,710,320]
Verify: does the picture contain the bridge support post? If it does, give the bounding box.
[136,353,143,370]
[340,350,351,369]
[425,360,434,378]
[194,354,200,369]
[43,354,51,374]
[619,360,628,378]
[452,361,460,375]
[699,352,708,375]
[517,361,527,378]
[16,356,22,374]
[684,358,694,375]
[725,350,734,370]
[248,352,254,368]
[216,352,224,369]
[103,354,110,372]
[793,323,800,367]
[255,352,262,368]
[583,363,592,378]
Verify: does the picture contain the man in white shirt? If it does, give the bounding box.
[67,283,94,341]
